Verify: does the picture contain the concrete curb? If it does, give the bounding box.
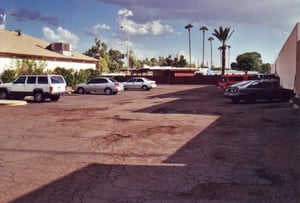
[0,100,27,106]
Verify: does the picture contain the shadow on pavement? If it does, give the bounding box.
[10,86,300,202]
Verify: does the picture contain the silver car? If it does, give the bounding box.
[123,77,157,91]
[75,77,123,95]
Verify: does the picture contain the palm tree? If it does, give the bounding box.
[185,23,193,67]
[212,26,234,75]
[200,26,208,67]
[227,45,231,69]
[208,37,214,69]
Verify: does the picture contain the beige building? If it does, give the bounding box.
[0,29,98,74]
[272,23,300,96]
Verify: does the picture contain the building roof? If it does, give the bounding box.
[0,29,98,63]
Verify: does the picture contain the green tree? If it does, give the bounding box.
[212,26,234,75]
[53,67,75,86]
[1,69,16,83]
[235,52,262,72]
[177,55,188,67]
[12,58,47,75]
[108,49,124,72]
[260,63,271,73]
[150,57,159,66]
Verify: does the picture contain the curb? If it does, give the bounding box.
[0,100,27,106]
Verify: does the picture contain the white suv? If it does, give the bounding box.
[0,75,66,102]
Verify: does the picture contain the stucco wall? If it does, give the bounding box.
[295,40,300,95]
[272,24,298,90]
[0,57,96,74]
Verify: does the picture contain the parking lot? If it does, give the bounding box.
[0,85,299,202]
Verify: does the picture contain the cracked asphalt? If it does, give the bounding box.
[0,85,299,202]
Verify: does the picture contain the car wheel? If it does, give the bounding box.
[142,85,149,91]
[104,88,112,95]
[50,95,60,101]
[77,87,85,94]
[34,91,45,102]
[0,90,8,99]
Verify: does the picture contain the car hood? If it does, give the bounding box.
[0,82,13,87]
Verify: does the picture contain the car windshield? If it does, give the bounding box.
[229,80,253,87]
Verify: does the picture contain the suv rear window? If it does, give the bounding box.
[51,76,65,84]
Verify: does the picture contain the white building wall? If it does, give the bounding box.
[0,57,96,74]
[272,23,298,90]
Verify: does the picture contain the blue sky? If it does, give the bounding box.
[1,0,299,67]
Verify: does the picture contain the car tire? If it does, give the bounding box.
[0,90,8,99]
[104,88,112,95]
[50,95,60,101]
[77,87,85,94]
[142,85,149,91]
[34,91,45,102]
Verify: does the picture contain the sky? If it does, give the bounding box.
[0,0,299,67]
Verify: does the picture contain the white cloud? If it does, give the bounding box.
[42,26,79,48]
[117,9,173,36]
[86,23,111,36]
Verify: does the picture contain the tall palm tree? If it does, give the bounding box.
[227,45,231,69]
[185,23,193,67]
[200,26,208,67]
[208,37,214,69]
[212,26,234,75]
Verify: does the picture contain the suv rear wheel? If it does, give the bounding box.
[0,89,8,99]
[34,91,45,102]
[50,95,60,101]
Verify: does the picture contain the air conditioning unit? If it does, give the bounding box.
[48,43,72,56]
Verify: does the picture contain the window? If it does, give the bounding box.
[137,79,143,82]
[259,82,273,88]
[96,78,107,83]
[14,76,26,84]
[27,76,36,84]
[38,76,48,84]
[51,76,64,84]
[128,79,136,83]
[87,79,97,84]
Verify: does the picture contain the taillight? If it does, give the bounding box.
[232,88,240,93]
[49,86,53,93]
[115,82,119,87]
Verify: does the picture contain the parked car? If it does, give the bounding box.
[223,79,293,103]
[0,74,66,102]
[123,77,157,91]
[75,77,123,95]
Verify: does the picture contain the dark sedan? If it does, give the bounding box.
[223,79,293,103]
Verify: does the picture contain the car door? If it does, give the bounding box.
[125,78,136,89]
[94,78,108,93]
[25,76,37,93]
[86,78,98,93]
[10,76,27,93]
[135,78,144,89]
